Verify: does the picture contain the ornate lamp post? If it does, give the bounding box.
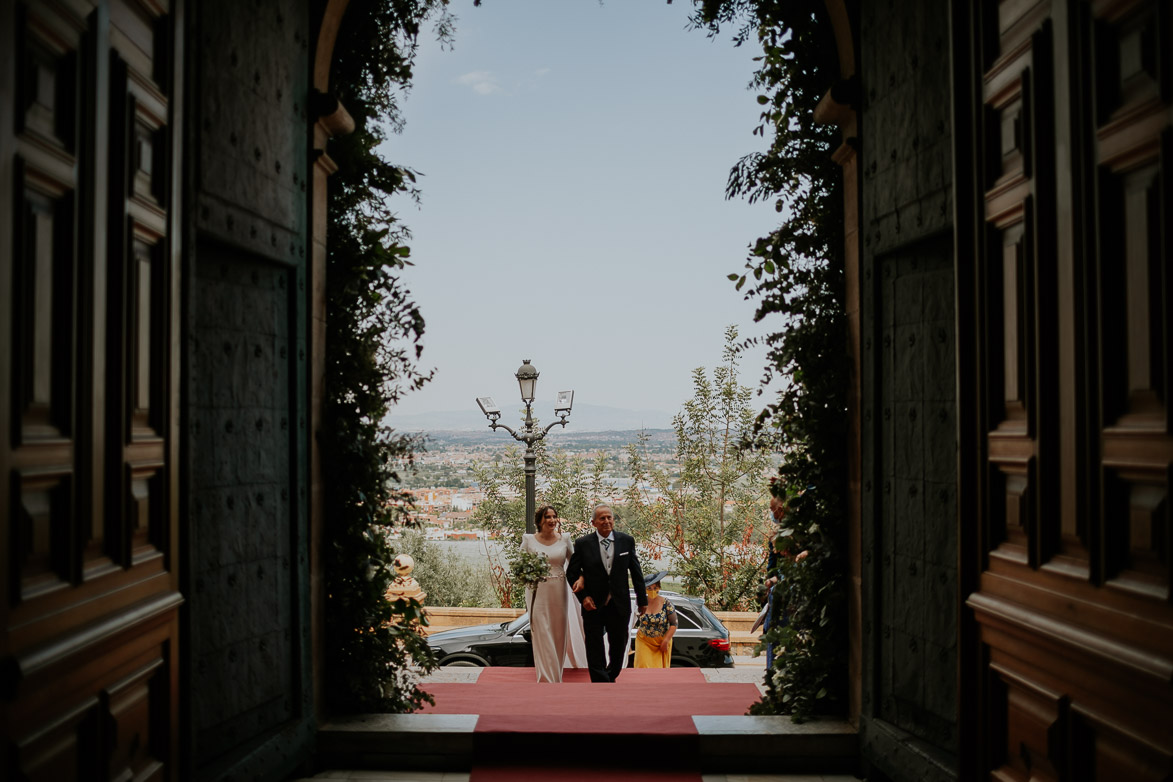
[476,360,574,534]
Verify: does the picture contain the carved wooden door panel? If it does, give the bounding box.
[956,0,1172,778]
[1,1,182,778]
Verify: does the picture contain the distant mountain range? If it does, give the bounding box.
[386,403,675,433]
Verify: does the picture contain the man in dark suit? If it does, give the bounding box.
[566,504,647,682]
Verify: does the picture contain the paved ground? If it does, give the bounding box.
[732,654,769,669]
[705,659,769,695]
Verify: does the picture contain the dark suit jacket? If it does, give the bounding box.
[566,530,648,614]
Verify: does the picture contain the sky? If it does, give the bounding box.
[381,1,780,423]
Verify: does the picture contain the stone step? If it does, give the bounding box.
[317,713,858,775]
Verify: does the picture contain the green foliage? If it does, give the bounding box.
[321,0,454,714]
[689,0,849,720]
[471,443,610,607]
[757,514,842,718]
[395,530,498,608]
[544,449,612,532]
[509,549,551,590]
[468,448,527,607]
[622,326,774,611]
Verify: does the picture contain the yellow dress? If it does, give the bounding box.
[633,598,676,668]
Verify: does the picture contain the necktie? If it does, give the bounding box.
[601,538,611,551]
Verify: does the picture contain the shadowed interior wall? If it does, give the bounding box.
[858,0,958,777]
[187,251,297,766]
[182,0,314,778]
[872,238,957,757]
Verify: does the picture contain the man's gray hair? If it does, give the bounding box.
[591,503,613,520]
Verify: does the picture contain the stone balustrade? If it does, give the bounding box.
[421,606,524,635]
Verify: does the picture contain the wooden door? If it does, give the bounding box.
[955,0,1173,777]
[1,0,182,778]
[856,0,961,776]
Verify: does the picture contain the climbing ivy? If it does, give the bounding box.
[689,0,850,721]
[321,0,454,714]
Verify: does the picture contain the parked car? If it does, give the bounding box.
[426,590,734,668]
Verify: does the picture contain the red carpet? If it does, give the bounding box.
[420,667,760,734]
[419,666,759,780]
[422,682,759,733]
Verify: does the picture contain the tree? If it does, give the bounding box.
[394,530,498,608]
[621,326,775,611]
[471,442,611,607]
[690,0,849,721]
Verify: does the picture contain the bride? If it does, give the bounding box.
[521,506,588,682]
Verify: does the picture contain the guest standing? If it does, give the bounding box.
[757,492,808,668]
[633,571,677,668]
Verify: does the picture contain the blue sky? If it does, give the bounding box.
[382,1,779,423]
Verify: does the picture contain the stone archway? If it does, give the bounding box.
[309,0,355,725]
[812,0,862,729]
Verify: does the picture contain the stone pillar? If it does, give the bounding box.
[815,80,861,728]
[309,0,354,722]
[385,554,428,622]
[309,93,352,720]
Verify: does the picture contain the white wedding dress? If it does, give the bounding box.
[522,532,588,682]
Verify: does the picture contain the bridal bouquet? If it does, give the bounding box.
[510,550,549,589]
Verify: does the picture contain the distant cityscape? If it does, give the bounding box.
[399,429,679,537]
[386,402,677,434]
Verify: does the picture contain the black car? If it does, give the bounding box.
[426,590,734,668]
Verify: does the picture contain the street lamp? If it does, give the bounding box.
[477,359,574,534]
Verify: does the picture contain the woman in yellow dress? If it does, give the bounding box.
[633,571,677,668]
